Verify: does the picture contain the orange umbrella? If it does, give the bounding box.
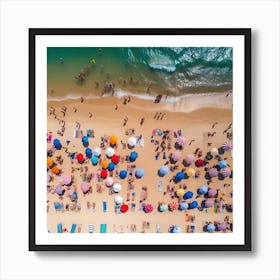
[101,159,109,169]
[109,135,118,145]
[51,166,60,175]
[47,157,53,167]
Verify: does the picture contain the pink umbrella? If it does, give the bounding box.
[221,168,231,178]
[144,204,153,213]
[171,151,182,162]
[176,136,186,146]
[218,221,228,231]
[63,175,72,185]
[184,154,195,166]
[208,188,217,198]
[169,201,179,211]
[208,168,218,177]
[105,177,114,187]
[81,182,90,193]
[204,199,214,208]
[223,141,233,151]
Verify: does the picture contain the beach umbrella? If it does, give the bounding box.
[135,168,145,179]
[175,171,185,182]
[218,160,227,169]
[108,162,115,171]
[223,141,233,151]
[105,176,114,187]
[209,168,218,177]
[179,201,189,210]
[101,159,109,169]
[114,195,123,204]
[55,185,63,195]
[184,154,195,166]
[53,138,62,150]
[82,136,89,144]
[172,225,182,233]
[100,169,107,179]
[195,159,204,167]
[90,155,99,165]
[81,182,90,193]
[47,157,53,168]
[144,204,153,213]
[186,168,195,177]
[207,223,216,233]
[76,153,84,163]
[221,168,231,178]
[120,204,128,213]
[159,165,170,176]
[208,188,217,198]
[176,188,185,198]
[176,136,186,147]
[93,147,101,157]
[169,201,179,211]
[198,184,209,195]
[70,191,77,200]
[210,147,219,156]
[183,191,193,200]
[217,221,228,231]
[127,136,137,147]
[51,166,60,175]
[85,148,92,158]
[189,201,198,209]
[113,183,122,193]
[159,204,169,212]
[204,199,214,208]
[106,147,115,158]
[54,202,62,210]
[171,151,182,162]
[129,151,138,162]
[109,135,118,145]
[111,154,119,164]
[62,175,72,186]
[119,170,127,179]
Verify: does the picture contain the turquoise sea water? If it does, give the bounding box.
[47,47,232,100]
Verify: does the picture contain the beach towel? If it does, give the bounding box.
[70,224,77,233]
[57,223,62,233]
[100,224,107,233]
[89,224,94,233]
[116,205,121,214]
[158,181,163,192]
[190,225,195,233]
[103,201,107,212]
[186,225,190,233]
[47,132,53,143]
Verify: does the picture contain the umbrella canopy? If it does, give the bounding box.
[175,171,185,182]
[223,141,233,151]
[144,204,153,213]
[209,168,218,177]
[176,136,186,146]
[120,204,128,213]
[204,199,214,208]
[129,151,138,162]
[53,138,62,149]
[47,157,53,167]
[172,225,182,233]
[217,221,228,231]
[105,176,114,186]
[159,204,169,212]
[210,147,219,156]
[55,185,63,195]
[176,188,185,198]
[127,136,137,147]
[109,135,118,145]
[51,166,60,175]
[195,159,204,167]
[208,188,217,198]
[184,154,195,166]
[106,147,115,158]
[169,201,179,211]
[114,195,123,204]
[62,175,72,186]
[218,160,227,169]
[82,136,89,144]
[81,182,90,193]
[119,170,127,179]
[101,159,109,169]
[85,148,92,158]
[183,191,193,200]
[111,154,119,164]
[93,147,101,157]
[135,168,145,178]
[221,168,231,178]
[189,201,198,209]
[198,184,209,195]
[207,223,216,232]
[90,155,99,165]
[159,165,170,176]
[171,151,182,162]
[76,153,84,163]
[70,191,78,200]
[179,201,189,210]
[108,162,115,171]
[113,183,122,193]
[100,169,107,179]
[186,168,196,177]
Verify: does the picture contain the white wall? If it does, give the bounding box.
[0,0,279,279]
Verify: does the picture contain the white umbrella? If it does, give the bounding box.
[113,183,122,193]
[210,147,218,156]
[105,176,114,187]
[106,147,115,158]
[93,147,101,157]
[128,136,137,147]
[114,196,123,204]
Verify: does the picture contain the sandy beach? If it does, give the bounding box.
[47,92,233,234]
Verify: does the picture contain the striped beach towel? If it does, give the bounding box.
[70,224,76,233]
[100,224,107,233]
[89,224,94,233]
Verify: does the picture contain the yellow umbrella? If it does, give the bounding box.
[101,159,109,169]
[176,188,185,198]
[186,168,196,177]
[109,135,118,145]
[47,157,53,167]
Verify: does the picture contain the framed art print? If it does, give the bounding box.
[29,28,251,251]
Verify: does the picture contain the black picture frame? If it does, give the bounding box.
[29,28,251,251]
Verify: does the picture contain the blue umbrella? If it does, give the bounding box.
[179,201,189,210]
[82,136,89,144]
[108,162,115,171]
[159,165,170,176]
[183,191,193,200]
[207,223,216,232]
[172,225,182,233]
[85,148,92,158]
[70,191,78,200]
[53,138,62,150]
[119,170,127,179]
[90,156,99,165]
[135,168,145,179]
[189,201,198,209]
[198,184,209,195]
[54,202,62,210]
[129,151,138,162]
[218,160,227,169]
[175,171,184,182]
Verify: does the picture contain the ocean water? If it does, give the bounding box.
[47,47,232,100]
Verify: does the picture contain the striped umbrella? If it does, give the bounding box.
[169,201,179,211]
[176,136,186,146]
[223,141,233,151]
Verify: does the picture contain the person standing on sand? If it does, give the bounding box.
[80,97,84,103]
[115,104,118,110]
[140,117,145,126]
[89,112,93,118]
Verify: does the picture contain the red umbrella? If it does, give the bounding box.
[169,201,179,211]
[120,204,129,213]
[101,170,107,179]
[195,159,204,167]
[77,153,84,163]
[111,154,119,164]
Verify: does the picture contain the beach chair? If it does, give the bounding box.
[156,224,161,233]
[100,224,107,233]
[158,181,163,192]
[70,224,77,233]
[103,200,107,212]
[57,223,62,233]
[89,224,94,233]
